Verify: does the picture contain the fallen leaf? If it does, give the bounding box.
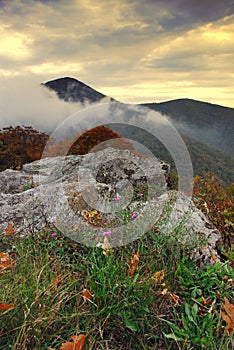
[81,210,102,226]
[0,303,15,310]
[151,270,164,283]
[52,273,63,289]
[127,252,140,277]
[169,293,180,306]
[5,222,16,236]
[158,288,168,296]
[220,297,234,335]
[0,252,15,270]
[59,334,87,350]
[102,237,112,255]
[201,296,212,306]
[83,289,94,302]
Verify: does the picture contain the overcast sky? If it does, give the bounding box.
[0,0,233,111]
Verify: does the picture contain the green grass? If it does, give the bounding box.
[0,227,233,350]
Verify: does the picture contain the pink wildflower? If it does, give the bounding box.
[114,196,121,201]
[51,233,57,237]
[132,213,138,219]
[103,231,111,236]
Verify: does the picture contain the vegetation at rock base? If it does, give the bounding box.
[193,174,234,251]
[0,222,233,349]
[0,179,234,349]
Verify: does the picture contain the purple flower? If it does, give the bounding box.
[103,231,111,236]
[51,233,57,237]
[138,193,144,197]
[132,213,138,219]
[114,196,120,201]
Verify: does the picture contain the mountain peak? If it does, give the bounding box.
[43,76,107,104]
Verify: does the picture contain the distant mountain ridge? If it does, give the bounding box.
[142,99,234,157]
[43,77,234,184]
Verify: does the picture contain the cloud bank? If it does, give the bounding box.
[0,0,233,107]
[0,75,86,132]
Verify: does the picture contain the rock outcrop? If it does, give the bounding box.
[0,148,221,266]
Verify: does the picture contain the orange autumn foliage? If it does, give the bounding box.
[0,125,49,170]
[68,125,134,155]
[43,125,134,160]
[59,334,87,350]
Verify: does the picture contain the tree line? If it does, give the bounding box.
[0,125,133,171]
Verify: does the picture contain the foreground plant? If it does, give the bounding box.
[0,226,233,349]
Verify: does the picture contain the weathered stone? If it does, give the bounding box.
[0,169,34,194]
[0,148,221,266]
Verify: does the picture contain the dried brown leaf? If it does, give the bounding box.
[59,334,87,350]
[127,252,140,277]
[221,297,234,335]
[83,289,94,302]
[5,222,16,236]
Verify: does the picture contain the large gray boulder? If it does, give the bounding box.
[0,148,221,265]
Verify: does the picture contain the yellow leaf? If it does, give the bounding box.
[201,296,212,306]
[81,210,102,226]
[151,270,164,283]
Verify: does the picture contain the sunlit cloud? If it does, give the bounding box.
[28,62,83,75]
[0,0,233,108]
[0,26,33,60]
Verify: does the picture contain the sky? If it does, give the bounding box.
[0,0,233,128]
